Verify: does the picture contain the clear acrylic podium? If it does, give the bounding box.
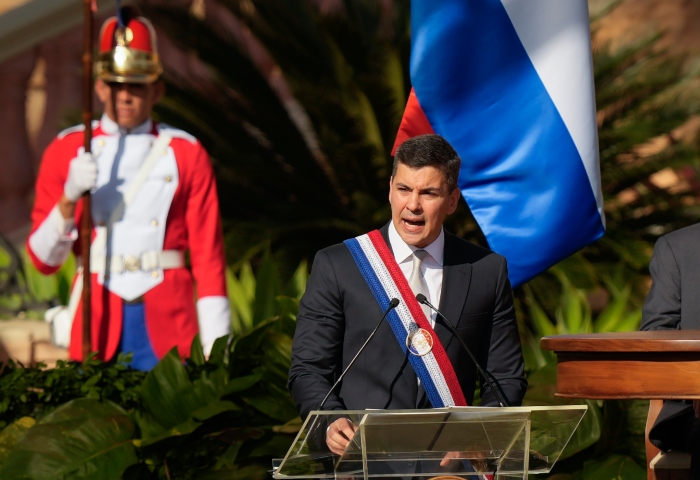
[274,406,587,479]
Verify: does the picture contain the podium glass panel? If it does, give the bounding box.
[274,406,586,480]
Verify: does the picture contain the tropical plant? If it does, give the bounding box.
[0,234,75,319]
[0,255,306,479]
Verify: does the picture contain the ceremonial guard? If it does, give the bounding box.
[26,8,230,370]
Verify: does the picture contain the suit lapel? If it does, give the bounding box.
[438,232,472,352]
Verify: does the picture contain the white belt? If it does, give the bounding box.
[90,250,185,274]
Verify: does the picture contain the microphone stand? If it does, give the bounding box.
[317,297,399,410]
[296,298,400,458]
[416,294,509,407]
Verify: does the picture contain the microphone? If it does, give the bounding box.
[317,297,400,410]
[416,293,509,407]
[300,298,400,460]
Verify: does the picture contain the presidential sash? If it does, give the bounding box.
[346,230,494,480]
[344,229,467,407]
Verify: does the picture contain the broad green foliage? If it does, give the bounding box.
[0,237,75,318]
[0,329,299,479]
[0,399,137,480]
[0,257,305,478]
[228,252,305,335]
[580,454,646,480]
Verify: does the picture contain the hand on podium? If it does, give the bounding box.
[439,450,490,475]
[439,451,463,467]
[326,418,357,455]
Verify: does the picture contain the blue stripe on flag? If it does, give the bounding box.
[410,0,605,286]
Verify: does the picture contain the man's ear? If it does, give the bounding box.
[153,79,166,104]
[94,78,109,104]
[446,187,460,215]
[388,176,394,203]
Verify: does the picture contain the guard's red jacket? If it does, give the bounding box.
[27,115,230,361]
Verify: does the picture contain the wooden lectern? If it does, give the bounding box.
[541,330,700,480]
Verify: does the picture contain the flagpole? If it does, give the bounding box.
[80,0,94,360]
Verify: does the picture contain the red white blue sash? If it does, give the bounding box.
[344,230,467,407]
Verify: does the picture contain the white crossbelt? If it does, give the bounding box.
[90,250,184,274]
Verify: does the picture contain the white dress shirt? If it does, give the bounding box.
[388,222,445,327]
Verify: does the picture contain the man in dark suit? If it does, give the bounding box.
[288,134,527,455]
[641,224,700,476]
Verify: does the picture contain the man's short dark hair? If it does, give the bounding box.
[392,134,461,192]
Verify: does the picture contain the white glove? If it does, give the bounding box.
[64,152,97,202]
[197,296,232,356]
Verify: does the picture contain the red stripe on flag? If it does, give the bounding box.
[392,89,435,155]
[367,230,467,406]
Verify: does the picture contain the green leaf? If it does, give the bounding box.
[520,325,551,371]
[191,400,240,422]
[208,334,231,366]
[550,254,598,291]
[189,333,206,366]
[0,417,35,464]
[594,286,638,333]
[196,463,269,480]
[238,263,256,301]
[581,454,646,480]
[223,373,263,396]
[214,442,242,470]
[242,383,298,422]
[287,260,308,298]
[228,266,253,333]
[136,348,219,439]
[253,252,282,324]
[524,286,557,338]
[20,250,57,302]
[556,280,591,335]
[0,399,136,480]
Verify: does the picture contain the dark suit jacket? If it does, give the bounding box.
[288,224,527,421]
[641,223,700,450]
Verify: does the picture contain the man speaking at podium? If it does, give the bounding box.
[288,134,527,455]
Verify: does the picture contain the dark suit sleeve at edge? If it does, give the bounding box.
[480,256,527,406]
[288,248,346,420]
[641,236,681,331]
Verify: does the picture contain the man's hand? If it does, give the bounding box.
[64,152,97,202]
[326,418,357,455]
[440,451,463,467]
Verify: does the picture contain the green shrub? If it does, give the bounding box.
[0,254,305,479]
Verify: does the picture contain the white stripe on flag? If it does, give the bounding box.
[501,0,604,224]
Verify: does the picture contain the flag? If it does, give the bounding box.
[394,0,606,287]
